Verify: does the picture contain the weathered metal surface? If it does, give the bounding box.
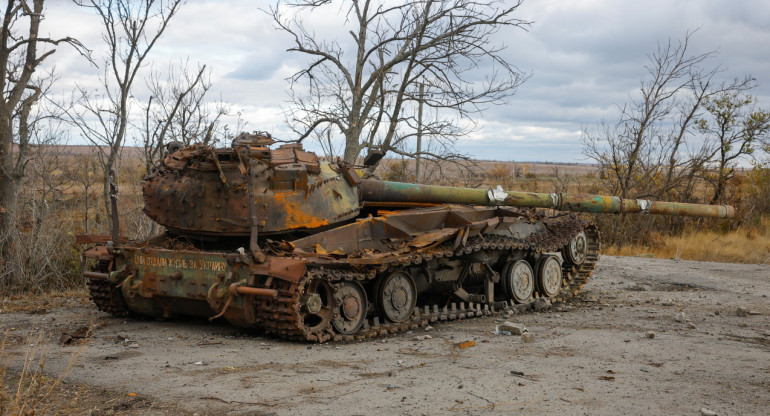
[233,285,278,298]
[359,179,735,219]
[142,142,359,237]
[75,234,112,244]
[82,245,112,261]
[81,140,737,343]
[83,271,109,279]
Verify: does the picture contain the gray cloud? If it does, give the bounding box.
[37,0,770,163]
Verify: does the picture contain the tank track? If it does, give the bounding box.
[257,218,600,343]
[560,224,600,300]
[86,263,130,317]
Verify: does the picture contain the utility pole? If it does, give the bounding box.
[416,83,424,183]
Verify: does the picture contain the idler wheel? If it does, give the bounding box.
[503,260,534,303]
[537,256,562,297]
[375,271,416,323]
[563,231,587,265]
[332,281,368,335]
[297,278,335,339]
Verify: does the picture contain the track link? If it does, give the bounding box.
[86,261,130,317]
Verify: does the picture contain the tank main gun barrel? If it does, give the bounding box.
[359,179,735,219]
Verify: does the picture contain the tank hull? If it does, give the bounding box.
[83,205,598,341]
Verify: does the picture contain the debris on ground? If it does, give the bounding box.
[60,326,91,345]
[533,298,551,312]
[497,321,527,335]
[456,340,475,349]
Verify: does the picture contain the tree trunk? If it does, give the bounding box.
[0,173,19,237]
[0,123,20,262]
[711,170,726,204]
[343,131,363,163]
[0,146,19,269]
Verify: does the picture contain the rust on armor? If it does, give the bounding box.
[79,131,735,342]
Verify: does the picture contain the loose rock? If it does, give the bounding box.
[646,331,655,339]
[700,407,717,416]
[674,312,686,323]
[499,321,527,335]
[737,307,749,317]
[533,298,551,312]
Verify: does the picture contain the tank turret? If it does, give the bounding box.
[142,133,362,237]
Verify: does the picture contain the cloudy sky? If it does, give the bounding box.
[40,0,770,163]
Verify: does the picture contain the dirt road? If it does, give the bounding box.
[2,255,768,415]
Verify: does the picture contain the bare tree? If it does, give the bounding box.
[271,0,530,165]
[583,32,753,201]
[1,114,84,294]
[141,61,228,174]
[0,0,88,263]
[65,149,101,234]
[71,0,183,228]
[696,92,770,203]
[582,32,754,245]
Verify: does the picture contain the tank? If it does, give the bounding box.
[79,133,735,342]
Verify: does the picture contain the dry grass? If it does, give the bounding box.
[0,330,84,415]
[0,288,90,314]
[0,326,196,415]
[605,216,770,264]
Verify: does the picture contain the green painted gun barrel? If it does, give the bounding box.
[359,179,735,219]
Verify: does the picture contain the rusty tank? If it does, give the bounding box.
[80,132,735,342]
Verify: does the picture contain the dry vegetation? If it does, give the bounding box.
[605,216,770,263]
[0,147,154,295]
[0,326,194,415]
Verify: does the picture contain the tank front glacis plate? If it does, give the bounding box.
[118,248,229,299]
[114,247,255,326]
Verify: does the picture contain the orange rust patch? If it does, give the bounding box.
[272,192,330,229]
[456,340,476,349]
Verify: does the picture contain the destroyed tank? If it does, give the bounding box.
[80,132,734,342]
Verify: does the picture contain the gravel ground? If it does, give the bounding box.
[1,255,768,415]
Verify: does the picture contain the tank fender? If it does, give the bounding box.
[252,256,307,284]
[82,245,112,261]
